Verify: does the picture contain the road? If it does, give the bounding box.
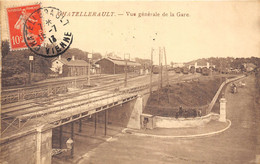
[76,75,259,164]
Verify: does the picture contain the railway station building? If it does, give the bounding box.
[95,57,141,74]
[50,56,89,76]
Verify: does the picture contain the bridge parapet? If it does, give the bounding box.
[1,91,139,138]
[206,75,245,114]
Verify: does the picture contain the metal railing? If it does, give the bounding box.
[206,75,245,114]
[0,83,149,137]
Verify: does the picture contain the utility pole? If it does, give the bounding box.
[150,48,153,95]
[164,47,169,87]
[29,61,31,84]
[157,47,162,103]
[220,59,223,83]
[59,126,63,149]
[104,110,108,136]
[87,52,92,86]
[28,56,33,85]
[158,47,161,89]
[0,47,2,138]
[71,122,74,158]
[164,47,170,103]
[160,47,163,88]
[94,113,97,134]
[124,53,130,87]
[124,56,127,87]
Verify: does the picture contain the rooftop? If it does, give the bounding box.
[96,57,141,67]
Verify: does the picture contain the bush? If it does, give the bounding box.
[2,75,27,87]
[2,73,48,87]
[31,73,47,82]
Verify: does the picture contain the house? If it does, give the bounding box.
[50,55,89,76]
[95,57,141,74]
[188,61,215,69]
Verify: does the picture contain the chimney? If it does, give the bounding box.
[58,55,61,60]
[72,55,75,61]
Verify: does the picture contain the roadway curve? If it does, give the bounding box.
[77,75,259,164]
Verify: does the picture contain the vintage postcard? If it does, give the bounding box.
[0,1,259,164]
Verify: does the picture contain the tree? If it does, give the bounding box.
[1,40,10,58]
[92,53,102,61]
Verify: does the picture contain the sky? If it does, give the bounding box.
[1,1,260,64]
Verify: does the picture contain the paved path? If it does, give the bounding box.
[76,75,259,164]
[123,118,231,138]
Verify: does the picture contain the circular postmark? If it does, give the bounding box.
[23,6,73,57]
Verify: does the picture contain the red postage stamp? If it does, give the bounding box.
[6,4,42,50]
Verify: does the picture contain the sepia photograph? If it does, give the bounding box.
[0,1,259,164]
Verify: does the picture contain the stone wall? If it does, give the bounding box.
[36,127,52,164]
[126,96,142,129]
[154,113,219,128]
[0,127,52,164]
[99,100,136,127]
[99,94,150,129]
[0,92,150,164]
[0,131,37,164]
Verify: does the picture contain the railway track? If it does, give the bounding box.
[2,73,140,114]
[1,73,151,117]
[2,73,126,91]
[2,72,199,121]
[1,72,202,136]
[1,72,140,104]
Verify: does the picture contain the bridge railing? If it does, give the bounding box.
[1,90,139,136]
[1,84,69,104]
[1,73,142,105]
[206,75,245,114]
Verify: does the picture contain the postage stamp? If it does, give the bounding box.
[6,4,42,51]
[7,4,73,57]
[23,6,73,57]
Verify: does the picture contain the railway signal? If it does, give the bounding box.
[28,55,34,85]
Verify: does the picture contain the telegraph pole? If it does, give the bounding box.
[164,47,169,87]
[124,53,130,87]
[0,47,2,138]
[164,47,170,103]
[150,48,153,95]
[124,57,128,87]
[158,47,161,90]
[87,52,92,86]
[157,47,162,103]
[71,122,74,158]
[160,48,163,88]
[28,56,33,85]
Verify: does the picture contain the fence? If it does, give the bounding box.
[206,75,245,114]
[1,78,89,104]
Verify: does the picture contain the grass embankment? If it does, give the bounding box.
[144,76,222,117]
[254,69,260,156]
